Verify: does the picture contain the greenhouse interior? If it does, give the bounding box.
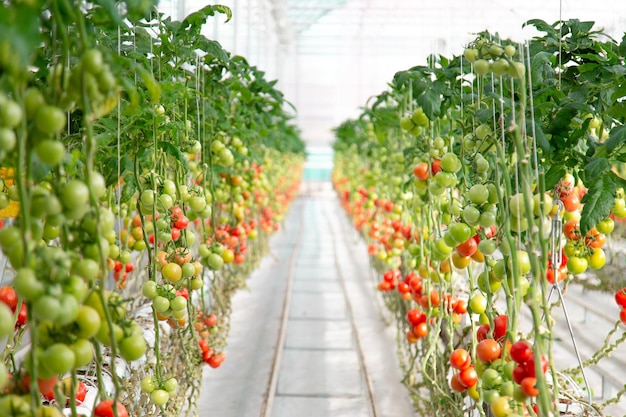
[1,0,626,416]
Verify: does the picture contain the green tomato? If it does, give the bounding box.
[70,338,94,368]
[153,296,170,313]
[469,294,487,314]
[464,48,478,62]
[24,87,45,118]
[0,128,16,152]
[141,376,157,393]
[482,389,500,405]
[158,193,173,210]
[462,205,481,226]
[35,139,65,165]
[188,196,206,212]
[205,253,224,271]
[190,277,204,290]
[478,239,497,256]
[75,305,102,339]
[468,185,490,206]
[61,180,90,210]
[13,267,44,301]
[140,189,155,207]
[150,389,170,406]
[0,99,22,128]
[42,343,76,374]
[474,59,490,76]
[119,334,147,361]
[163,377,178,393]
[56,293,80,326]
[491,59,510,77]
[163,179,177,197]
[170,295,187,312]
[482,368,503,389]
[35,105,65,135]
[440,152,460,173]
[435,171,457,188]
[33,295,61,321]
[447,222,472,245]
[596,218,615,234]
[142,281,159,299]
[72,258,100,282]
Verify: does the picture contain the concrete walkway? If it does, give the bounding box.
[197,188,416,417]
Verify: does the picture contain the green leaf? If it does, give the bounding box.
[177,4,232,37]
[197,38,229,63]
[523,19,558,37]
[580,175,616,234]
[417,88,442,120]
[605,125,626,152]
[158,141,189,171]
[544,165,565,190]
[584,157,611,180]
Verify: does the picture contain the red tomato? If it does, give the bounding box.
[458,366,478,388]
[509,340,533,364]
[615,288,626,309]
[16,303,27,326]
[208,352,226,368]
[407,309,425,326]
[512,364,528,384]
[524,354,549,378]
[493,315,508,341]
[0,286,18,311]
[476,323,490,342]
[94,399,129,417]
[620,308,626,325]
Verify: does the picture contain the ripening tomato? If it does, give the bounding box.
[476,339,502,363]
[456,237,477,257]
[413,162,430,180]
[450,373,467,392]
[450,348,472,370]
[561,193,580,212]
[413,322,428,338]
[520,377,539,397]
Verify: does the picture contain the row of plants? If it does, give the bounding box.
[0,1,304,416]
[333,19,626,417]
